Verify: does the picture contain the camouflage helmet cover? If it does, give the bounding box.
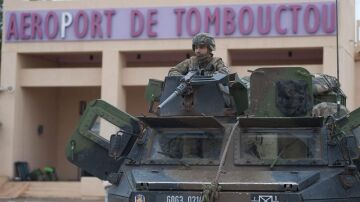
[192,33,216,52]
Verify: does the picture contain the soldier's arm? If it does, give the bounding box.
[168,59,190,76]
[213,58,230,75]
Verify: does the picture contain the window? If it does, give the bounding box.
[235,128,324,166]
[89,116,121,141]
[146,129,223,165]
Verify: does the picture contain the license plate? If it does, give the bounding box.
[164,195,203,202]
[133,192,203,202]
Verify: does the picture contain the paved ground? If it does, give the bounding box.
[0,198,103,202]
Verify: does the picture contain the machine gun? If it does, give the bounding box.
[157,70,198,109]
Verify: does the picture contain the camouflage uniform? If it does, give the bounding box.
[168,56,229,76]
[168,33,230,76]
[312,102,349,118]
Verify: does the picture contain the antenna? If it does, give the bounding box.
[336,0,341,116]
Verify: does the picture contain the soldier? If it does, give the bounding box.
[168,33,230,76]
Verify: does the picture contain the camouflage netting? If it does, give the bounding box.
[312,73,341,95]
[312,102,349,117]
[312,74,348,117]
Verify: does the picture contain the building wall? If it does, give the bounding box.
[56,87,100,180]
[125,86,148,116]
[15,88,58,172]
[0,0,358,179]
[5,87,100,180]
[337,0,355,109]
[0,50,21,177]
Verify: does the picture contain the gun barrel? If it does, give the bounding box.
[157,91,179,109]
[158,72,197,110]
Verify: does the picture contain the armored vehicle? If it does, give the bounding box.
[66,67,360,202]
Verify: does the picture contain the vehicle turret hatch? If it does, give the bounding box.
[249,67,313,117]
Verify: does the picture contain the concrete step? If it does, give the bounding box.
[0,182,29,199]
[21,191,81,199]
[21,182,81,199]
[0,179,104,200]
[0,177,8,187]
[80,177,105,200]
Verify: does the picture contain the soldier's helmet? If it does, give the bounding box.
[192,33,216,52]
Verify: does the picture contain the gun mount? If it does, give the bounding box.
[151,71,237,116]
[157,70,198,110]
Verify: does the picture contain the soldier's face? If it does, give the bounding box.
[194,45,209,57]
